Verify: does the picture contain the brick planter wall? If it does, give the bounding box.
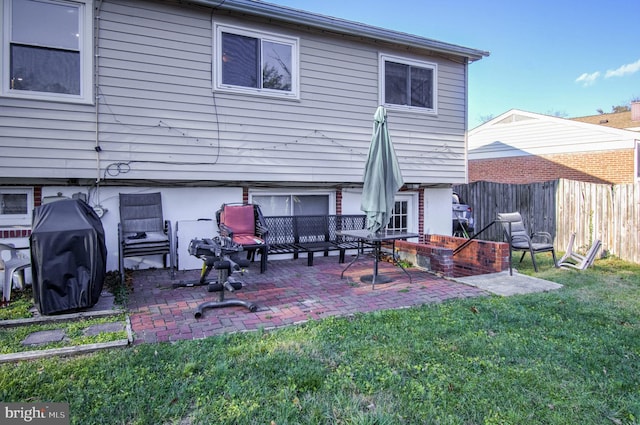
[395,234,510,278]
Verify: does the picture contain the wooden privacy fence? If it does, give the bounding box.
[454,179,640,264]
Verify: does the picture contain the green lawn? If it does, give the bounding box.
[1,255,639,424]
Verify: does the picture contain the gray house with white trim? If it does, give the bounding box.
[0,0,488,272]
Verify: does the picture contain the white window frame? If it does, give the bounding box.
[389,192,418,233]
[213,23,299,100]
[249,189,335,216]
[1,0,94,104]
[0,187,33,226]
[379,53,437,115]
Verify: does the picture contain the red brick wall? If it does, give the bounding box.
[0,229,31,239]
[34,186,42,207]
[396,239,454,277]
[418,189,424,236]
[396,234,510,277]
[469,149,635,184]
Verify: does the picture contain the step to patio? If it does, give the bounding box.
[453,271,563,296]
[0,292,133,363]
[0,315,132,364]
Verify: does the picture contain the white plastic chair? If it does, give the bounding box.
[0,243,31,303]
[558,234,602,270]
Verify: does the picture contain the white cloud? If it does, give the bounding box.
[605,59,640,78]
[575,71,600,86]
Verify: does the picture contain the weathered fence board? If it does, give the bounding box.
[454,179,639,264]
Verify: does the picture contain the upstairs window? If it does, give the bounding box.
[214,24,299,99]
[380,54,437,114]
[1,0,93,103]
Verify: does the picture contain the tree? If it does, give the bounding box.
[479,114,494,124]
[597,98,638,114]
[546,110,568,118]
[612,105,630,113]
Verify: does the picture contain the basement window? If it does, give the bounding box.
[251,194,330,216]
[0,187,33,226]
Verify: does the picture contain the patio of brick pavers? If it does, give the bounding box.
[126,254,488,344]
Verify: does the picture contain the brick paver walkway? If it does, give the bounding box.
[127,255,487,344]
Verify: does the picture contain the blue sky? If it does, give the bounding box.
[266,0,640,129]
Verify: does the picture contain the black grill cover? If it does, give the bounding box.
[30,199,107,315]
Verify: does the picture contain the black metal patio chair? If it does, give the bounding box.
[497,211,558,272]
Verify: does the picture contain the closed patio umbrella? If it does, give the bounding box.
[361,106,404,233]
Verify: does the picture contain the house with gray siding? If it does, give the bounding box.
[0,0,488,273]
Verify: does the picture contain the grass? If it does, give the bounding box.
[0,271,128,354]
[1,254,639,424]
[0,288,34,320]
[0,271,125,321]
[0,313,128,354]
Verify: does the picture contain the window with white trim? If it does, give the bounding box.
[252,194,330,216]
[380,54,437,114]
[214,24,299,99]
[1,0,93,103]
[387,193,417,233]
[387,200,408,232]
[0,187,33,226]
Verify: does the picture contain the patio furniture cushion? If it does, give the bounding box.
[217,204,268,273]
[221,205,260,243]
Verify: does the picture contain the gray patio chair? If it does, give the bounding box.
[0,243,30,304]
[558,233,602,270]
[118,192,175,280]
[497,212,558,272]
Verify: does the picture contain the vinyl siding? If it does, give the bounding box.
[0,0,471,185]
[469,111,638,160]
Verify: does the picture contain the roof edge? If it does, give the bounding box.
[470,109,640,139]
[189,0,490,61]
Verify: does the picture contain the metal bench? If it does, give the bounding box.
[263,214,367,266]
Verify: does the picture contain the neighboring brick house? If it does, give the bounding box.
[571,103,640,132]
[467,105,640,184]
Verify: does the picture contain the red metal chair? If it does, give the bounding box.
[217,204,268,273]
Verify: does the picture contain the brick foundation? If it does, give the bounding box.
[396,234,510,278]
[0,228,31,239]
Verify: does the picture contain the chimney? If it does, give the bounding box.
[632,101,640,121]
